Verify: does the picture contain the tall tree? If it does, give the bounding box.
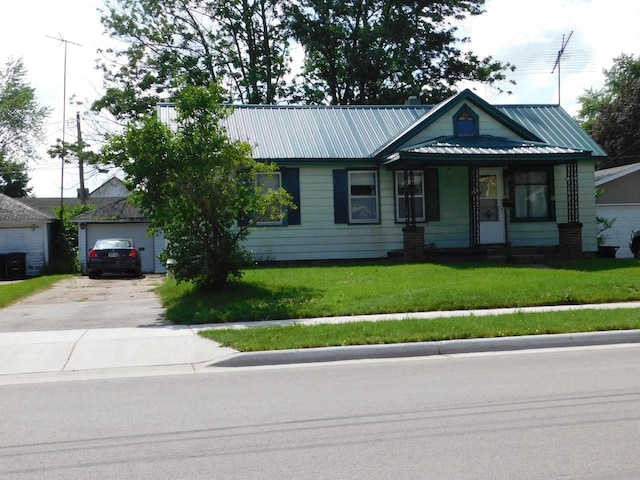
[286,0,514,105]
[578,54,640,168]
[101,84,294,289]
[95,0,290,119]
[0,58,49,197]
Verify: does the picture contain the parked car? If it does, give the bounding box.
[88,238,143,279]
[630,230,640,259]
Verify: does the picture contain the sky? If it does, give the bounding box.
[1,0,639,198]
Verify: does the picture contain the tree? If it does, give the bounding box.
[0,58,49,196]
[577,54,640,168]
[101,83,294,289]
[95,0,290,119]
[286,0,514,105]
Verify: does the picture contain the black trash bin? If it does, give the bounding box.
[0,254,6,280]
[5,252,26,280]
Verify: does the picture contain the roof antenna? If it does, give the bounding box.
[551,31,573,106]
[46,34,82,220]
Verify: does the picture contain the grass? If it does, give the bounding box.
[156,257,640,351]
[200,308,640,351]
[158,258,640,324]
[0,275,71,308]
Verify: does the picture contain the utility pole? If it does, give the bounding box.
[76,112,88,204]
[46,34,82,219]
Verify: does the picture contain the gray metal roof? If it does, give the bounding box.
[0,194,57,224]
[157,96,605,161]
[496,105,606,156]
[404,136,586,156]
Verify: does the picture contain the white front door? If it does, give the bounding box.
[479,168,506,244]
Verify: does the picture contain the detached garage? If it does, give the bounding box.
[73,198,167,274]
[0,193,57,278]
[595,163,640,258]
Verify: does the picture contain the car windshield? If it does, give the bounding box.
[94,239,133,249]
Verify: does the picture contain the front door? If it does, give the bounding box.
[479,168,505,244]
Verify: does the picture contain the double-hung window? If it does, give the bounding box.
[513,170,553,221]
[255,172,283,225]
[395,171,425,222]
[348,170,379,223]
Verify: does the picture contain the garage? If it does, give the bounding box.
[596,163,640,259]
[73,198,167,274]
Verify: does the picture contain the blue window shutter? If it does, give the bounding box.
[333,169,349,224]
[282,168,301,225]
[426,168,440,221]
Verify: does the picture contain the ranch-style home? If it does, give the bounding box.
[157,89,606,262]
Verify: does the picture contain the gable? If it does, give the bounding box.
[398,99,526,150]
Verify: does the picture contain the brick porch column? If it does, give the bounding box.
[558,222,583,254]
[403,226,425,259]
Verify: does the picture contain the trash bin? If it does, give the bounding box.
[0,254,6,280]
[5,252,26,280]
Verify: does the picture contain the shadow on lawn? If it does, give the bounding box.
[166,281,317,325]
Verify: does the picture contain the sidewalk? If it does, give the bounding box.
[2,301,640,384]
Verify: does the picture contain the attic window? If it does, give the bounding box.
[455,108,478,137]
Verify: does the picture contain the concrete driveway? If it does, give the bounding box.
[0,275,169,333]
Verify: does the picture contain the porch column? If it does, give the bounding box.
[558,162,582,254]
[469,167,480,248]
[403,226,425,259]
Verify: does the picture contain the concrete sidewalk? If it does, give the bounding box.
[2,301,640,384]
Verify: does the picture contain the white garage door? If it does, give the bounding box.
[596,205,640,259]
[86,223,156,272]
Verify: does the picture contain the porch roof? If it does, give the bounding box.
[382,135,593,168]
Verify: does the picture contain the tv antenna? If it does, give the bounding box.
[551,31,573,106]
[46,34,82,219]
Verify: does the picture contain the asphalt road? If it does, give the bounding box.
[1,344,639,479]
[0,275,168,332]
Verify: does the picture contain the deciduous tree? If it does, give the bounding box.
[101,83,294,289]
[0,58,49,196]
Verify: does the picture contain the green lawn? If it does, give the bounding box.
[200,308,640,351]
[0,275,71,308]
[158,258,640,324]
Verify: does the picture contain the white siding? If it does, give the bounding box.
[596,204,640,258]
[0,225,49,276]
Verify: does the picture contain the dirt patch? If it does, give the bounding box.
[14,274,167,305]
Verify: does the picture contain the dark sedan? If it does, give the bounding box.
[88,238,143,279]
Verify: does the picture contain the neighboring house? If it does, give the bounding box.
[72,198,166,274]
[157,89,605,262]
[595,162,640,258]
[88,176,129,198]
[0,193,57,277]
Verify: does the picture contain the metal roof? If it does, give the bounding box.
[403,136,586,156]
[156,96,605,161]
[496,105,606,156]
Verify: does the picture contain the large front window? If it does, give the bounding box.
[513,170,552,220]
[349,170,378,222]
[395,171,425,222]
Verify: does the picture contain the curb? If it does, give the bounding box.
[210,329,640,367]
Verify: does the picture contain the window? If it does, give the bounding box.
[349,170,379,222]
[454,106,478,137]
[255,172,283,225]
[238,168,300,227]
[395,171,425,222]
[513,170,553,221]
